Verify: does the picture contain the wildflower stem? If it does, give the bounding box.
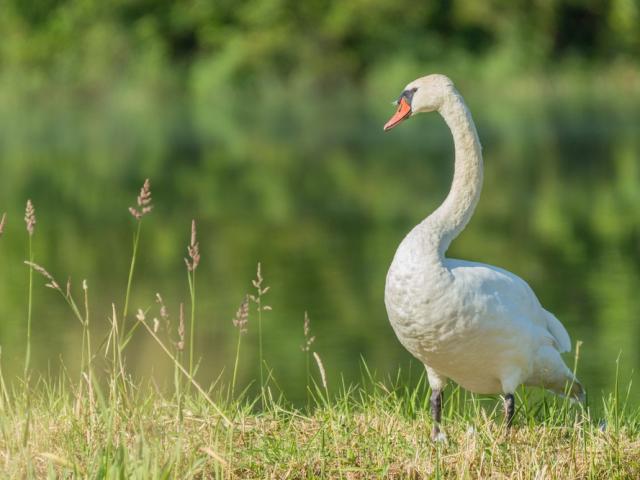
[122,221,141,335]
[306,351,310,406]
[250,263,268,407]
[83,282,92,380]
[187,269,196,376]
[230,296,248,402]
[231,332,242,400]
[258,295,264,400]
[184,219,200,378]
[24,236,33,377]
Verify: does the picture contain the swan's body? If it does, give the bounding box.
[383,74,582,436]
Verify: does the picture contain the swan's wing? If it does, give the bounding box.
[447,259,571,353]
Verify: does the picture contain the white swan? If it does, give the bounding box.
[383,74,583,439]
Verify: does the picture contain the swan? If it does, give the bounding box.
[383,74,583,440]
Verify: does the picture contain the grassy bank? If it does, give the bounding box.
[1,182,639,478]
[1,370,639,478]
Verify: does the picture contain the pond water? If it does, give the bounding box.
[0,87,639,406]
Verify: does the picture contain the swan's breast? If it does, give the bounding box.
[384,241,472,357]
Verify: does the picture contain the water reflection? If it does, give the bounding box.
[0,90,638,406]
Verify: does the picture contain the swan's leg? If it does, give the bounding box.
[500,371,521,427]
[430,388,444,440]
[425,366,447,441]
[504,393,515,427]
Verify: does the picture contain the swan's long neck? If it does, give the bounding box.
[420,89,483,258]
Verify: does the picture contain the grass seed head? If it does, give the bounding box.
[24,200,36,236]
[24,261,59,289]
[129,178,153,220]
[301,312,315,352]
[313,352,327,390]
[232,295,249,333]
[250,262,271,310]
[184,219,200,272]
[0,212,6,236]
[252,262,263,290]
[155,293,169,320]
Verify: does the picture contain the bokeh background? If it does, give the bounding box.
[0,0,639,405]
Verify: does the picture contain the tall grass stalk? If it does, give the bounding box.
[231,330,242,400]
[301,312,315,405]
[176,302,186,421]
[23,200,35,377]
[250,263,270,403]
[107,304,124,403]
[135,309,231,427]
[122,221,141,329]
[154,293,184,413]
[230,296,249,400]
[22,199,37,471]
[81,280,93,393]
[123,179,153,335]
[184,220,200,377]
[25,265,90,357]
[24,235,33,377]
[187,271,196,374]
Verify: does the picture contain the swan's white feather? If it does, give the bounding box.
[386,250,575,395]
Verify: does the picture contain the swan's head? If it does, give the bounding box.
[384,74,455,131]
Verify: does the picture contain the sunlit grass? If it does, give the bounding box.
[1,181,639,478]
[0,365,638,478]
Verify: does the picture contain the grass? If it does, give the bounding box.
[0,370,639,478]
[23,200,35,378]
[1,183,639,478]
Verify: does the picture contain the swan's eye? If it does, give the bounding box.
[393,88,418,106]
[398,88,418,105]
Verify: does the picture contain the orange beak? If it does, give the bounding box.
[383,98,412,131]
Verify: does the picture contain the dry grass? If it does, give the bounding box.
[0,378,638,478]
